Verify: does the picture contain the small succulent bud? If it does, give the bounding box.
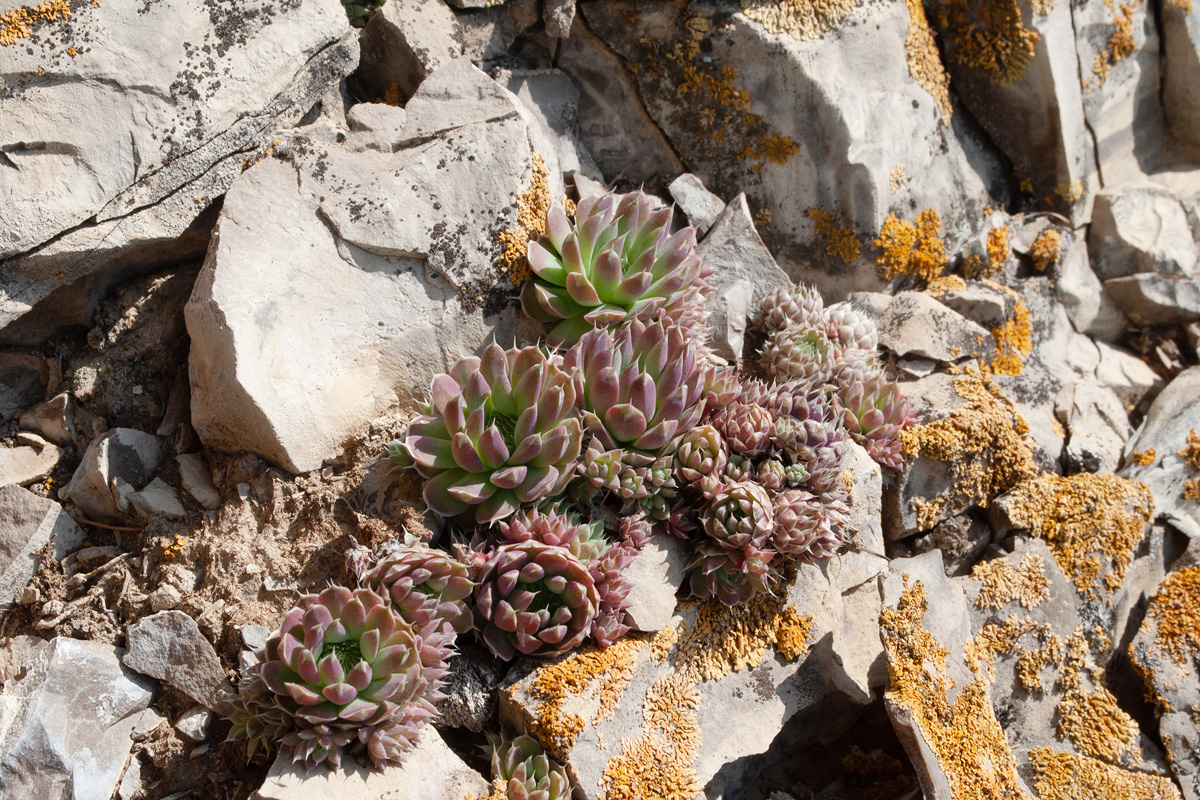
[703,481,775,550]
[756,458,788,492]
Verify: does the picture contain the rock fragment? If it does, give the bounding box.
[122,611,234,713]
[62,428,162,521]
[0,486,85,607]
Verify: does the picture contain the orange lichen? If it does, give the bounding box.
[1177,429,1200,471]
[925,274,967,296]
[900,370,1037,528]
[1056,688,1140,763]
[1055,179,1086,204]
[1092,1,1140,86]
[774,606,814,660]
[937,0,1041,85]
[1030,229,1063,272]
[989,299,1032,376]
[739,0,860,40]
[973,551,1050,610]
[598,673,702,800]
[965,224,1012,279]
[879,577,1028,800]
[904,0,953,122]
[650,625,678,664]
[1029,748,1182,800]
[807,208,862,264]
[1184,478,1200,501]
[498,153,552,287]
[1001,473,1154,601]
[464,781,508,800]
[383,82,401,107]
[875,209,948,283]
[0,0,70,46]
[1130,449,1156,466]
[1145,566,1200,666]
[518,636,643,760]
[1167,0,1193,11]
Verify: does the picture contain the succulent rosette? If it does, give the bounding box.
[487,733,572,800]
[824,301,878,352]
[398,342,583,524]
[228,653,290,760]
[475,541,600,660]
[702,480,774,550]
[564,318,706,462]
[363,545,475,635]
[748,380,846,494]
[756,284,825,334]
[714,402,775,457]
[687,540,776,606]
[673,424,728,485]
[521,191,712,347]
[762,321,836,385]
[840,372,916,472]
[756,458,787,492]
[247,585,450,769]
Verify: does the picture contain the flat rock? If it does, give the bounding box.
[176,454,221,510]
[1094,341,1162,412]
[1057,381,1131,474]
[250,727,488,800]
[185,61,548,473]
[0,486,85,607]
[122,611,234,713]
[850,292,990,363]
[669,173,726,237]
[698,194,793,360]
[1090,187,1198,280]
[127,478,186,520]
[1120,365,1200,538]
[0,442,63,488]
[18,393,74,447]
[622,535,688,632]
[62,428,162,521]
[1104,274,1200,326]
[0,637,153,800]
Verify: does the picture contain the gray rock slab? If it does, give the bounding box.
[176,454,220,510]
[0,442,63,488]
[495,68,602,180]
[18,393,74,446]
[1057,381,1132,474]
[1105,274,1200,326]
[128,478,186,520]
[698,194,793,360]
[1094,341,1162,412]
[851,291,990,363]
[669,173,726,237]
[543,0,576,38]
[1091,187,1198,280]
[0,486,85,607]
[0,0,356,285]
[251,727,488,800]
[0,637,153,800]
[823,440,887,592]
[1163,0,1200,156]
[1054,230,1127,340]
[622,535,687,632]
[174,706,213,743]
[1120,365,1200,538]
[122,611,233,713]
[186,62,547,473]
[62,428,162,521]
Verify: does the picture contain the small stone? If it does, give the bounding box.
[622,536,688,631]
[148,583,184,613]
[174,706,213,742]
[62,428,163,521]
[543,0,576,38]
[0,486,85,606]
[128,478,187,520]
[176,454,221,510]
[669,173,726,236]
[240,624,271,652]
[851,291,991,363]
[0,442,63,487]
[20,586,40,605]
[122,611,234,713]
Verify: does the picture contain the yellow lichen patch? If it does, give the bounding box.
[1002,473,1154,602]
[598,672,702,800]
[937,0,1041,85]
[925,274,967,296]
[1177,429,1200,471]
[973,552,1050,610]
[1145,566,1200,666]
[1030,229,1063,272]
[875,209,948,283]
[989,298,1033,376]
[1184,478,1200,501]
[739,0,860,40]
[1055,179,1086,205]
[650,625,678,664]
[904,0,953,122]
[674,570,810,682]
[900,370,1038,528]
[879,578,1029,800]
[519,636,644,760]
[1167,0,1193,12]
[1016,631,1065,693]
[498,152,552,287]
[807,208,862,264]
[1029,747,1182,800]
[889,164,909,193]
[965,224,1013,280]
[1056,688,1140,763]
[1092,1,1140,87]
[1130,448,1156,466]
[1031,0,1057,12]
[464,781,508,800]
[0,0,70,47]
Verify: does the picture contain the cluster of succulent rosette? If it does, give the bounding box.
[227,188,915,773]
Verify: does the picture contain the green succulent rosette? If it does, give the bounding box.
[399,342,583,524]
[521,191,711,347]
[364,545,475,635]
[486,733,572,800]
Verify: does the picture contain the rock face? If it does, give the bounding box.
[0,486,85,607]
[1090,188,1199,280]
[0,0,357,339]
[122,611,234,713]
[0,637,155,800]
[186,59,553,473]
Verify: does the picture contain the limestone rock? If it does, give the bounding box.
[186,60,548,473]
[176,454,221,510]
[1053,230,1127,340]
[0,486,85,607]
[1162,0,1200,156]
[495,68,602,180]
[698,194,793,360]
[824,440,887,593]
[581,0,1004,298]
[0,441,63,488]
[622,535,688,632]
[895,513,993,577]
[127,478,186,520]
[543,0,576,38]
[1104,274,1200,326]
[852,291,990,363]
[18,393,74,447]
[0,637,154,800]
[437,643,507,732]
[174,706,213,743]
[669,173,727,237]
[1094,341,1162,412]
[251,727,488,800]
[0,355,47,423]
[62,428,162,521]
[0,0,357,340]
[122,611,234,713]
[1090,187,1199,280]
[1120,365,1200,538]
[1056,382,1132,474]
